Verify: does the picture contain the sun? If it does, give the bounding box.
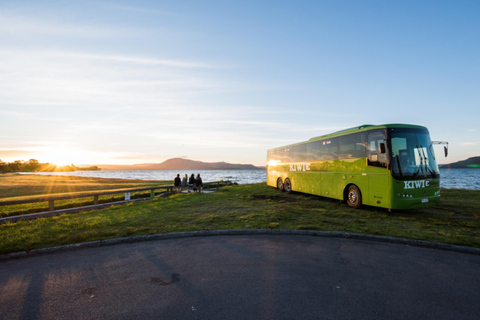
[41,148,94,167]
[41,149,72,166]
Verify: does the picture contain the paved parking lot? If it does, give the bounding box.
[1,234,479,319]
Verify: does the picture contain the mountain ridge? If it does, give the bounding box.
[95,158,265,171]
[439,156,480,169]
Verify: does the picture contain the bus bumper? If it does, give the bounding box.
[391,194,441,210]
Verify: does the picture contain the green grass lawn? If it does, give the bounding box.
[0,174,171,199]
[0,174,172,217]
[1,179,479,255]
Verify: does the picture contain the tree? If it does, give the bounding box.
[7,160,24,172]
[0,160,10,173]
[25,159,41,172]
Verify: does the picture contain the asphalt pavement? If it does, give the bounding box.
[1,234,479,320]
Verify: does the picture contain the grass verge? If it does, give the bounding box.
[1,182,479,255]
[0,174,171,199]
[0,174,171,217]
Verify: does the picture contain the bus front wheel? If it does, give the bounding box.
[346,185,362,208]
[277,178,284,191]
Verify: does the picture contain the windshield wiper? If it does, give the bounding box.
[415,144,436,178]
[420,146,437,178]
[413,145,425,177]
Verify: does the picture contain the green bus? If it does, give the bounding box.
[267,124,447,210]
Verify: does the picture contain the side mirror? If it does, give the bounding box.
[433,141,449,158]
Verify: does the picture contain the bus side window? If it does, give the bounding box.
[307,141,321,161]
[320,138,338,160]
[367,131,388,168]
[284,148,293,163]
[293,144,307,162]
[267,149,283,164]
[338,133,367,159]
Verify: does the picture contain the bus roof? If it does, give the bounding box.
[308,123,428,141]
[268,123,428,151]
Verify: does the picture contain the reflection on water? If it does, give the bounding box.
[18,168,480,190]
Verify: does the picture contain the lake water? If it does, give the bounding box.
[18,168,480,190]
[24,170,267,185]
[438,168,480,190]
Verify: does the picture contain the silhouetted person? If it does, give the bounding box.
[196,173,203,193]
[189,174,196,192]
[181,174,188,191]
[174,174,181,192]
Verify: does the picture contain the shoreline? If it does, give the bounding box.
[5,168,480,191]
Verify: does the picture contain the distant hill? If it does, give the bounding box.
[96,158,264,171]
[439,156,480,168]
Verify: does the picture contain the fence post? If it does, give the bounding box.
[49,200,54,211]
[94,195,99,205]
[151,189,155,199]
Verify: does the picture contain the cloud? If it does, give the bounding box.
[0,12,136,38]
[0,47,222,111]
[103,3,178,16]
[214,120,343,132]
[0,149,39,159]
[55,51,213,68]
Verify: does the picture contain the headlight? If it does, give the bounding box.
[397,193,413,198]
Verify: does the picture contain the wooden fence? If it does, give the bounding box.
[0,180,231,224]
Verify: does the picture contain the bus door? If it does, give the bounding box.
[366,130,390,208]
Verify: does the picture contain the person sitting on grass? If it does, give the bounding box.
[174,174,181,192]
[188,174,196,193]
[181,174,188,191]
[196,173,203,193]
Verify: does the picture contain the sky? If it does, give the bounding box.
[0,0,479,166]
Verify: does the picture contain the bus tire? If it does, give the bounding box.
[346,185,362,208]
[284,178,292,193]
[277,178,284,191]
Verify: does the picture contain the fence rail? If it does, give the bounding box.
[0,180,231,224]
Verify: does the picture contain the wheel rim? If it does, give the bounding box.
[285,181,291,192]
[348,189,358,204]
[277,179,283,190]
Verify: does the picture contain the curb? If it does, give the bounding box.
[1,229,480,261]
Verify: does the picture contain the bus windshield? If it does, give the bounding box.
[389,128,440,180]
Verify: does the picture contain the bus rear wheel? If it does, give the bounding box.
[346,185,362,208]
[277,178,284,191]
[284,178,292,193]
